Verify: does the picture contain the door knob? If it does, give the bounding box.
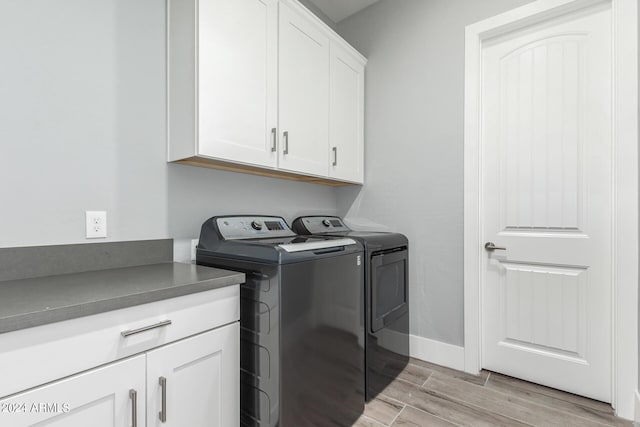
[485,242,506,251]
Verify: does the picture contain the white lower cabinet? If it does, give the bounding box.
[0,287,240,427]
[0,324,239,427]
[147,323,239,427]
[0,355,147,427]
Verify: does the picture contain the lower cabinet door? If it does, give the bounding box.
[146,322,240,427]
[0,355,146,427]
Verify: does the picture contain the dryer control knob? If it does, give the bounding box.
[322,219,331,227]
[251,221,263,230]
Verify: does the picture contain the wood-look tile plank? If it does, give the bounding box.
[364,395,405,425]
[391,405,459,427]
[425,374,610,427]
[396,362,433,386]
[356,359,631,427]
[409,358,489,386]
[354,415,388,427]
[380,378,531,427]
[374,360,433,387]
[486,372,614,414]
[485,373,631,427]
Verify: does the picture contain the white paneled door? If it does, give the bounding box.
[481,3,612,401]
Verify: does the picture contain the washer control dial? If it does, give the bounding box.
[322,219,332,227]
[251,220,263,230]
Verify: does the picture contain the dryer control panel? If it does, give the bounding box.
[216,216,295,240]
[296,216,351,234]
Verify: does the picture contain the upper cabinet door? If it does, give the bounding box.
[197,0,278,168]
[278,2,330,177]
[329,42,365,183]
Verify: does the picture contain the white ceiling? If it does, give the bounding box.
[308,0,381,23]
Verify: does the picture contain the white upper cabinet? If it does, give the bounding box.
[168,0,278,168]
[329,41,365,183]
[168,0,366,185]
[197,0,278,168]
[278,2,330,177]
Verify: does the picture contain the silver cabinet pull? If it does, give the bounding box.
[332,146,338,166]
[271,128,277,152]
[159,376,167,423]
[121,320,172,337]
[283,131,289,155]
[485,242,506,251]
[129,389,138,427]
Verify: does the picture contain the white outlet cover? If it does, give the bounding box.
[191,239,199,261]
[86,211,107,239]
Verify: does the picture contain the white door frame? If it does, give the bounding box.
[463,0,638,419]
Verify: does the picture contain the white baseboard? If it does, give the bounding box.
[410,334,465,371]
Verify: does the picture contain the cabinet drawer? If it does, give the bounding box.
[0,285,239,399]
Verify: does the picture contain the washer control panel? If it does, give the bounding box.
[299,216,351,234]
[216,216,295,240]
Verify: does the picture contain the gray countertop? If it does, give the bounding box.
[0,262,245,334]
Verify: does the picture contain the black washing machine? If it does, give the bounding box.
[292,216,409,401]
[197,216,365,426]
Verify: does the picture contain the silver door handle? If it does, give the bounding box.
[332,147,337,166]
[485,242,506,251]
[159,376,167,422]
[121,320,172,337]
[129,389,138,427]
[271,128,277,152]
[283,131,289,155]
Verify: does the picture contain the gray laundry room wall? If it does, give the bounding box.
[0,0,337,250]
[298,0,337,29]
[334,0,534,347]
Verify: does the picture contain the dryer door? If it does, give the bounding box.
[370,249,408,333]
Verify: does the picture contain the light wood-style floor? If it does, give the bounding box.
[354,358,633,427]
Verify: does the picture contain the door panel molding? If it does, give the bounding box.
[464,0,638,419]
[499,262,587,357]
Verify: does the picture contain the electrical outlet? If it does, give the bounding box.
[191,239,199,261]
[86,211,107,239]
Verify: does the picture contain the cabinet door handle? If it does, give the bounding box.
[159,376,167,423]
[129,389,138,427]
[121,320,172,337]
[271,128,277,152]
[332,147,338,166]
[283,131,289,155]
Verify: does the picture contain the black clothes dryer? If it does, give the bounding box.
[292,216,409,401]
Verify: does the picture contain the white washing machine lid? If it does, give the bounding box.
[278,238,357,253]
